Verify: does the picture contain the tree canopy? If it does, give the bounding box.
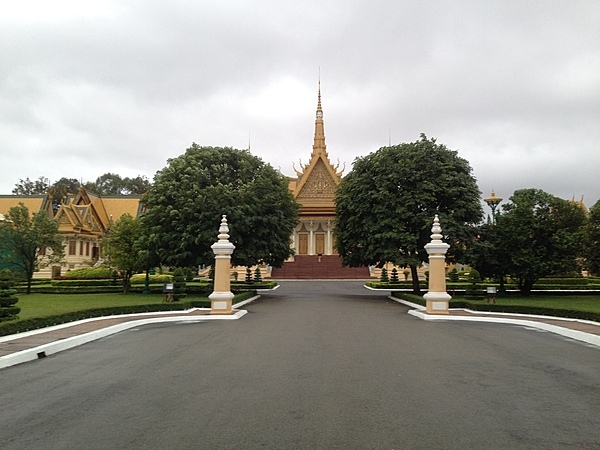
[476,188,588,294]
[142,144,299,269]
[584,199,600,276]
[102,214,145,293]
[334,134,482,292]
[12,173,150,199]
[11,176,51,195]
[84,173,151,196]
[0,203,64,293]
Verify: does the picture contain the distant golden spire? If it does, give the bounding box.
[312,80,327,158]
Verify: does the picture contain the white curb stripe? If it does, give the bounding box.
[0,296,261,370]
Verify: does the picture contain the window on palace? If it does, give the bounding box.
[68,241,76,255]
[86,242,90,256]
[79,241,84,255]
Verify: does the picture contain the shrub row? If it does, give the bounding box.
[21,282,272,295]
[51,279,118,287]
[372,281,600,291]
[60,267,115,279]
[130,273,173,284]
[25,286,124,294]
[534,278,590,285]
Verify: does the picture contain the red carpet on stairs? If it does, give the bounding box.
[270,255,370,279]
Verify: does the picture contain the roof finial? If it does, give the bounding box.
[312,75,326,157]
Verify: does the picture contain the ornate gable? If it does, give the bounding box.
[296,158,339,202]
[53,187,108,236]
[292,82,344,208]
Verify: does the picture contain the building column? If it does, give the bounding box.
[309,220,314,255]
[326,220,332,255]
[423,215,451,314]
[209,215,236,314]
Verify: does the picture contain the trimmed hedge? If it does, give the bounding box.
[130,273,173,284]
[61,267,114,279]
[51,279,115,287]
[25,286,124,294]
[534,278,590,286]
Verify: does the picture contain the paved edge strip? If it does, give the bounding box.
[389,295,600,348]
[0,296,260,370]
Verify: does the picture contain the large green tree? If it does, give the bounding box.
[585,199,600,276]
[85,173,151,195]
[11,176,51,195]
[0,204,64,293]
[494,189,587,294]
[468,222,512,292]
[102,214,145,293]
[334,134,482,293]
[142,144,299,269]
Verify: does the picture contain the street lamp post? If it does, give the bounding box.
[483,189,505,294]
[484,189,502,224]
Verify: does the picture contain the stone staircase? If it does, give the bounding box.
[270,255,371,279]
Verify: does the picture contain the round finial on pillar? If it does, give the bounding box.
[430,214,443,242]
[218,215,230,242]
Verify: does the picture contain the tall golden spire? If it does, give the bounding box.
[312,80,327,158]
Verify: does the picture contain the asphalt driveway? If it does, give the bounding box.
[0,281,598,449]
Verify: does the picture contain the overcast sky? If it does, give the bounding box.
[1,1,599,211]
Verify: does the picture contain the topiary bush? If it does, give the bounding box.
[390,268,399,283]
[245,267,253,284]
[184,267,197,282]
[172,268,187,301]
[380,267,389,283]
[448,268,459,282]
[254,266,262,283]
[0,269,20,321]
[465,268,483,299]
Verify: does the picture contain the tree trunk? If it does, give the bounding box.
[26,263,34,294]
[410,264,421,294]
[122,271,131,294]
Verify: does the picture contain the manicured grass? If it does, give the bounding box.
[396,292,600,315]
[14,293,205,320]
[478,295,600,314]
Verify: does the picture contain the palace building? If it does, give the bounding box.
[270,84,370,279]
[0,190,143,277]
[0,83,371,279]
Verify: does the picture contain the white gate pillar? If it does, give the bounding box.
[423,215,451,314]
[209,215,236,314]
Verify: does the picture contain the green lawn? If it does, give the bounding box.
[479,295,600,313]
[14,293,205,320]
[397,292,600,316]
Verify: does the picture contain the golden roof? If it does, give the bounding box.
[101,197,144,220]
[0,196,48,216]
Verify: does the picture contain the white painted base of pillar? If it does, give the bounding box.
[209,291,234,314]
[424,291,451,315]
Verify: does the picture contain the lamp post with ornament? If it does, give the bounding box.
[484,189,503,224]
[484,189,506,294]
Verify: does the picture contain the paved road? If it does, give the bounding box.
[1,281,599,449]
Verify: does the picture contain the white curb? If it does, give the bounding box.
[0,296,261,370]
[389,295,600,348]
